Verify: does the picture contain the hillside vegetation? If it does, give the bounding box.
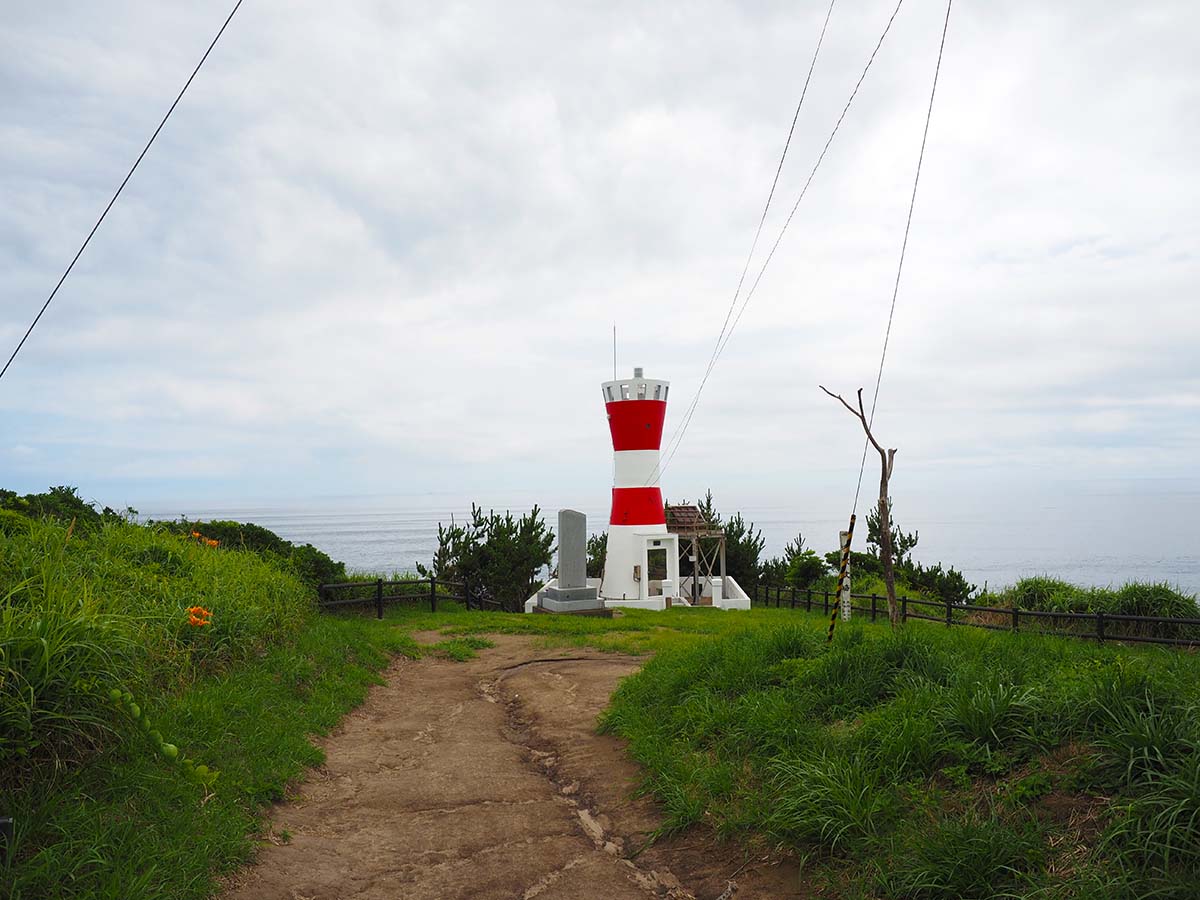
[0,502,413,899]
[601,620,1200,899]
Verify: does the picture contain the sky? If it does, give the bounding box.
[1,0,1198,520]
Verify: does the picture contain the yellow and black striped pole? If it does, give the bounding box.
[826,514,855,643]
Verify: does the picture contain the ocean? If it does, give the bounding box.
[143,478,1200,596]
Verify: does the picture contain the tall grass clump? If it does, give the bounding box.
[1,516,317,783]
[985,576,1200,641]
[0,500,419,898]
[602,615,1200,897]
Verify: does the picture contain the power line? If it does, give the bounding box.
[654,0,908,483]
[670,0,838,448]
[0,0,246,385]
[851,0,954,515]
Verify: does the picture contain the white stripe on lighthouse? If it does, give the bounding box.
[612,449,661,489]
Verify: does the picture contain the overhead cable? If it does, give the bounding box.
[851,0,954,515]
[653,0,908,483]
[0,0,246,385]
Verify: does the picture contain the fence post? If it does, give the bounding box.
[790,585,796,609]
[1096,611,1105,642]
[823,590,829,614]
[806,589,812,612]
[945,596,952,627]
[1011,605,1019,632]
[776,586,781,608]
[375,578,383,620]
[871,593,877,623]
[430,576,438,613]
[465,577,473,611]
[901,595,908,623]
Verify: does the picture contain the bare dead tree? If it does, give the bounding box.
[819,386,900,627]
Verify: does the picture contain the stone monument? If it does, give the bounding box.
[538,509,603,612]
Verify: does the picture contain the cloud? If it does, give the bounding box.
[0,0,1197,508]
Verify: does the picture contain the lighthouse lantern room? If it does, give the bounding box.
[600,367,680,610]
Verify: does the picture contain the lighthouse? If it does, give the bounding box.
[600,367,680,609]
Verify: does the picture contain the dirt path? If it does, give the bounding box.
[221,635,799,900]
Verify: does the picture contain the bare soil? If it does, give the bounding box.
[221,634,802,900]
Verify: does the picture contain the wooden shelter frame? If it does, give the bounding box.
[665,505,727,605]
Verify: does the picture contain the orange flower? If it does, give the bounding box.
[191,531,202,539]
[186,605,213,627]
[205,538,219,548]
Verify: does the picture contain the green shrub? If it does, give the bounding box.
[154,518,346,589]
[1008,576,1083,612]
[1111,582,1200,620]
[0,485,131,532]
[420,504,553,611]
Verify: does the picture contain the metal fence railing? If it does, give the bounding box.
[318,578,469,618]
[750,582,1200,648]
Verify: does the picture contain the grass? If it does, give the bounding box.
[2,613,416,899]
[0,518,419,899]
[594,613,1200,898]
[972,577,1200,642]
[8,515,1200,899]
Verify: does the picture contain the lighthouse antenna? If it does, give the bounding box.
[613,324,617,381]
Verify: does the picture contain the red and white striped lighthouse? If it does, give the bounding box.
[600,367,679,607]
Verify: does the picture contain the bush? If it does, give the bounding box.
[154,518,346,589]
[586,532,607,578]
[989,577,1200,640]
[903,561,975,604]
[421,504,554,611]
[0,485,132,531]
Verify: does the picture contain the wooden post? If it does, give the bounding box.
[871,593,878,623]
[1011,606,1019,632]
[790,585,797,609]
[823,590,829,614]
[901,595,908,622]
[430,576,438,613]
[806,589,812,612]
[945,595,952,627]
[1097,611,1106,642]
[375,578,384,620]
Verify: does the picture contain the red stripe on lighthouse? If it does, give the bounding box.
[606,400,666,451]
[610,487,665,526]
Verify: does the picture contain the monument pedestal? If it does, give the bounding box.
[538,584,602,611]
